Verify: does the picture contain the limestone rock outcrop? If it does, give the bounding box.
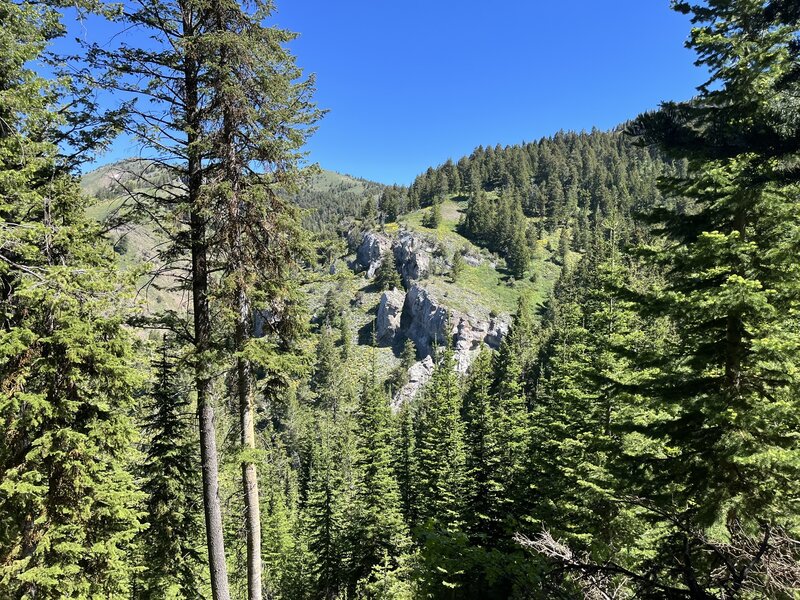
[375,288,405,344]
[392,355,435,409]
[392,231,432,286]
[356,232,392,277]
[400,284,510,374]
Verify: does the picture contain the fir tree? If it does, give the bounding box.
[0,4,144,595]
[461,350,504,543]
[312,323,344,412]
[303,418,355,599]
[450,249,465,282]
[414,348,466,529]
[620,1,800,593]
[138,339,206,599]
[490,296,535,529]
[350,375,411,592]
[375,250,402,291]
[422,201,442,229]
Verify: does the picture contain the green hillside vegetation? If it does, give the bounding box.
[3,1,800,600]
[398,196,560,315]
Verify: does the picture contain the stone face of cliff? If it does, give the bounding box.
[392,231,432,286]
[356,231,392,277]
[400,284,508,372]
[357,226,514,406]
[392,355,435,409]
[375,288,405,344]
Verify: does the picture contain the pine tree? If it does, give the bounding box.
[138,339,206,599]
[0,4,144,595]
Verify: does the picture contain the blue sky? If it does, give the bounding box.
[59,1,705,184]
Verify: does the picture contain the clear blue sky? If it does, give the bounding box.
[59,1,705,184]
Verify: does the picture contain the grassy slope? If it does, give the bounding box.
[398,196,561,319]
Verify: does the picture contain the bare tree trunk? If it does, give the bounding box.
[186,32,231,600]
[216,24,264,594]
[237,288,263,600]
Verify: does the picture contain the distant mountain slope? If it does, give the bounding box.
[81,159,384,229]
[291,168,384,231]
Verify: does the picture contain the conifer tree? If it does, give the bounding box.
[461,351,503,543]
[351,375,410,591]
[339,313,352,361]
[412,349,469,596]
[395,400,418,527]
[490,296,535,527]
[89,0,320,594]
[621,1,800,593]
[450,249,465,282]
[422,201,442,229]
[375,250,402,291]
[138,338,206,599]
[312,323,344,412]
[303,418,354,599]
[387,338,417,397]
[414,348,466,530]
[0,3,144,595]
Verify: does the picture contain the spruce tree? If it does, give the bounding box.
[302,417,355,599]
[312,323,344,412]
[450,249,465,282]
[412,349,469,595]
[422,201,442,229]
[350,376,410,592]
[490,296,535,529]
[461,350,503,543]
[89,0,320,594]
[506,221,531,279]
[414,348,466,529]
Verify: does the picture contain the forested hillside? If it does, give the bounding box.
[1,1,799,599]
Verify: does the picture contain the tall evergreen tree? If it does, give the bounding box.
[0,3,144,595]
[413,349,469,595]
[462,351,504,543]
[302,417,355,599]
[620,1,800,594]
[89,0,320,595]
[350,375,410,592]
[138,339,206,599]
[375,250,402,291]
